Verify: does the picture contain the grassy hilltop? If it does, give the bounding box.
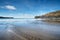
[35,10,60,21]
[43,10,60,17]
[35,10,60,19]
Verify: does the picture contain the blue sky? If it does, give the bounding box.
[0,0,60,18]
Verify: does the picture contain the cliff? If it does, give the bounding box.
[35,10,60,19]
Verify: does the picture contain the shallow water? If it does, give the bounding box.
[0,18,60,40]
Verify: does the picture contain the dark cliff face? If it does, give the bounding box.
[35,10,60,18]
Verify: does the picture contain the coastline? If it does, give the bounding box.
[35,18,60,22]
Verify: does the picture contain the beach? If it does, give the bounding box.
[0,18,60,40]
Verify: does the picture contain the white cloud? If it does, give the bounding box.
[5,5,16,10]
[0,5,16,10]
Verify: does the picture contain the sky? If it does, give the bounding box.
[0,0,60,18]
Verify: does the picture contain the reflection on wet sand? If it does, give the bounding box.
[0,24,60,40]
[13,27,41,40]
[0,19,60,40]
[0,24,42,40]
[12,25,60,40]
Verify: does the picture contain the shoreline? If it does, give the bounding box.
[35,18,60,22]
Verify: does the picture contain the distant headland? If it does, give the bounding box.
[35,10,60,21]
[0,16,14,19]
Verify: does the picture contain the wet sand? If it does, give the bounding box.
[0,24,60,40]
[0,24,42,40]
[0,19,60,40]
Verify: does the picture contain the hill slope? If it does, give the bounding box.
[44,10,60,17]
[35,10,60,19]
